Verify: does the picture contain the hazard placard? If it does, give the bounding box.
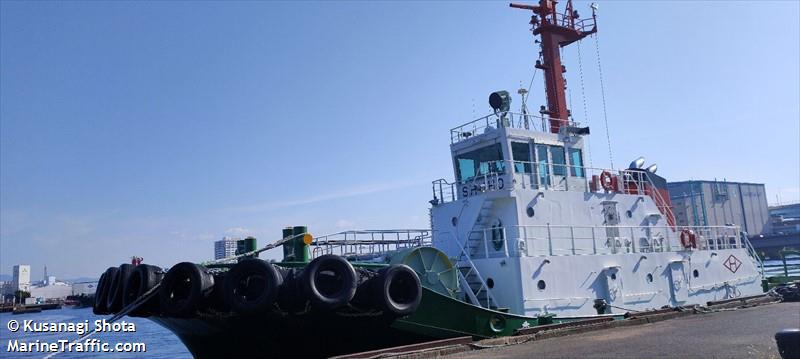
[723,254,742,273]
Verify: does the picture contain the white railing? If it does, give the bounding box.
[454,237,500,309]
[432,160,667,204]
[432,171,503,205]
[450,112,580,143]
[310,229,431,260]
[462,224,746,258]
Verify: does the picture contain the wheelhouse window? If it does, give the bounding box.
[535,144,550,186]
[550,145,566,176]
[511,142,532,173]
[455,143,505,182]
[569,148,584,177]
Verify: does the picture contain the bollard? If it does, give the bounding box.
[292,226,310,263]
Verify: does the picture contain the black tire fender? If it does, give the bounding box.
[93,267,116,315]
[124,264,163,317]
[374,264,422,316]
[223,259,283,314]
[159,262,215,318]
[303,255,357,309]
[106,264,133,313]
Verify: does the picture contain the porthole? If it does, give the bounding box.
[610,273,617,280]
[626,210,633,218]
[487,278,495,289]
[646,273,653,283]
[537,280,546,290]
[693,269,699,278]
[526,207,535,217]
[451,217,458,226]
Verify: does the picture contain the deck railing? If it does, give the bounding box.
[310,229,431,260]
[449,112,580,144]
[463,224,748,259]
[432,160,664,205]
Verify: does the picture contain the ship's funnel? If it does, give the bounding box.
[629,157,645,169]
[645,163,658,173]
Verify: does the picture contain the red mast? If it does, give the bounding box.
[510,0,597,134]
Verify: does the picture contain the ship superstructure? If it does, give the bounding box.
[428,0,764,317]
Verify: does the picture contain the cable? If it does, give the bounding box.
[593,33,614,169]
[576,39,593,168]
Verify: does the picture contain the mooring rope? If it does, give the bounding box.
[43,233,307,358]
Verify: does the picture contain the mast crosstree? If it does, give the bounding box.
[510,0,596,134]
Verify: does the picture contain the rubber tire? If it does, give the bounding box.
[159,262,215,318]
[223,259,283,315]
[106,264,134,313]
[373,264,422,316]
[123,264,163,317]
[93,267,116,315]
[303,255,358,309]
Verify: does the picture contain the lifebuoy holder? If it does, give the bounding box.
[599,171,615,191]
[680,229,697,249]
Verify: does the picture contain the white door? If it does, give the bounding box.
[668,261,688,303]
[604,267,623,304]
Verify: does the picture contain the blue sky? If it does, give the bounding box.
[1,1,798,279]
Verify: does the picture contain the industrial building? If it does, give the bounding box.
[2,264,99,301]
[769,202,800,235]
[12,264,30,292]
[667,180,770,237]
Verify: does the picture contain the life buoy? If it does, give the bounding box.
[600,171,615,191]
[680,229,697,249]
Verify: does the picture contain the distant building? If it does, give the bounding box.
[667,180,770,237]
[72,281,99,296]
[29,277,72,300]
[0,281,11,298]
[769,202,800,235]
[214,236,240,260]
[12,265,31,293]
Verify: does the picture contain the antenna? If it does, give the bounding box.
[471,98,476,118]
[518,87,530,129]
[510,0,597,134]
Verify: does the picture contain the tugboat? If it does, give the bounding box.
[92,1,765,357]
